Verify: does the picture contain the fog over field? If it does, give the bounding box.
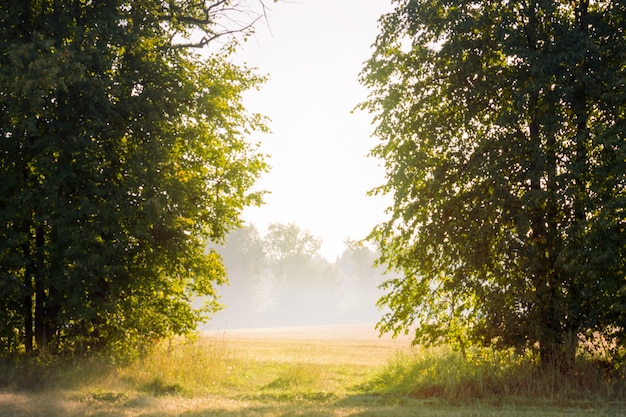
[200,223,386,330]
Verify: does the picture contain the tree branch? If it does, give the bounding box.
[161,0,272,49]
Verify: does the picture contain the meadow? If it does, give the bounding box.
[1,324,625,417]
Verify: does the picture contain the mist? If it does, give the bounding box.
[199,223,386,330]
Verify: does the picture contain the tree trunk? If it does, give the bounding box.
[21,241,34,354]
[23,290,33,355]
[539,332,577,370]
[33,226,47,351]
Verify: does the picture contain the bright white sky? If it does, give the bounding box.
[236,0,393,261]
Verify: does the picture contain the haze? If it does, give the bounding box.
[237,0,393,261]
[203,224,387,330]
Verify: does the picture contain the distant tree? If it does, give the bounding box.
[211,224,270,327]
[261,223,340,325]
[0,0,269,357]
[360,1,626,366]
[334,240,385,323]
[263,223,323,282]
[211,224,389,328]
[336,240,382,284]
[219,225,267,283]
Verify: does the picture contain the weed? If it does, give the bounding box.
[120,336,234,395]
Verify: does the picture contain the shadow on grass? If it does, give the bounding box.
[0,391,70,417]
[3,389,626,417]
[139,378,186,396]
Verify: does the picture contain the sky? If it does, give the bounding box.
[235,0,394,261]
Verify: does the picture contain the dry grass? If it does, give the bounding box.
[1,325,625,417]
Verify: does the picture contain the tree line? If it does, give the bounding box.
[206,223,385,329]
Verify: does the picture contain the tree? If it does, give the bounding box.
[263,222,323,282]
[261,223,337,326]
[0,0,269,357]
[209,224,270,328]
[219,224,267,283]
[334,240,385,323]
[360,0,626,366]
[336,240,382,284]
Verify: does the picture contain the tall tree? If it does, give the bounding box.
[0,0,269,357]
[360,0,626,366]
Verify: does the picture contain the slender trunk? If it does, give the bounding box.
[23,294,33,354]
[572,1,590,224]
[45,227,62,350]
[21,239,35,354]
[526,90,570,369]
[34,226,47,351]
[539,326,577,370]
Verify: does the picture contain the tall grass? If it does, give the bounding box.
[118,335,364,401]
[365,345,626,405]
[2,333,625,417]
[116,336,237,396]
[0,353,116,392]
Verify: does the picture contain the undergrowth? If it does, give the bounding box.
[0,354,115,392]
[363,345,626,405]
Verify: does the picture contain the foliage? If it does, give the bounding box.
[0,0,269,358]
[360,0,626,366]
[336,239,384,285]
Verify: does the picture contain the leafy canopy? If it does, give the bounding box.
[0,0,269,357]
[360,0,626,365]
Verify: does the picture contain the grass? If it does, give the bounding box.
[366,345,626,406]
[1,328,625,416]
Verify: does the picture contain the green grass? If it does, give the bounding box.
[365,345,626,406]
[1,331,625,417]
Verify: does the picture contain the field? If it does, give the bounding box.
[1,324,625,417]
